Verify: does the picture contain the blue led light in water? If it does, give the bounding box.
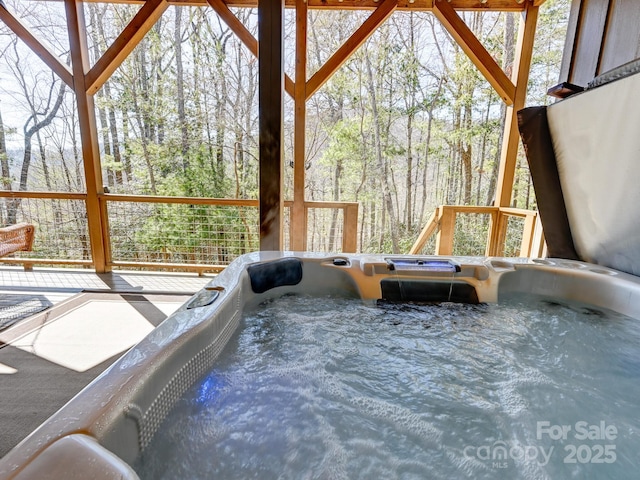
[196,372,225,405]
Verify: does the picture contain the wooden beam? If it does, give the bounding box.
[86,0,169,95]
[519,211,537,257]
[284,70,295,96]
[102,193,260,205]
[99,195,113,266]
[258,0,284,251]
[206,0,295,97]
[207,0,257,53]
[0,3,74,87]
[435,206,455,255]
[305,0,397,100]
[495,2,539,207]
[291,0,307,251]
[65,0,108,272]
[0,191,87,200]
[41,0,533,12]
[558,0,584,83]
[433,0,516,105]
[342,203,359,253]
[492,210,509,256]
[484,208,499,256]
[568,0,611,85]
[409,207,441,254]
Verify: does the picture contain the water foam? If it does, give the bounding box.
[135,294,640,479]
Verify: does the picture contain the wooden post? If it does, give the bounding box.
[291,0,307,251]
[519,212,537,257]
[435,206,455,256]
[342,203,359,253]
[65,0,108,272]
[484,207,500,257]
[495,2,539,207]
[259,0,284,251]
[494,213,509,257]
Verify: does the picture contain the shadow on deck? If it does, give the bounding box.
[0,266,212,458]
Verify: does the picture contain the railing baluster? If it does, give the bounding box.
[415,204,545,258]
[0,191,361,272]
[435,206,456,256]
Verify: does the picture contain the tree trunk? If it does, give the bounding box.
[243,51,256,196]
[95,7,124,186]
[476,96,492,205]
[512,155,521,208]
[406,112,414,230]
[6,82,66,224]
[131,85,157,194]
[67,116,91,260]
[35,130,52,190]
[89,5,114,187]
[327,94,344,252]
[420,108,435,220]
[418,77,443,224]
[328,157,343,252]
[121,110,133,180]
[487,12,515,206]
[0,107,10,191]
[404,12,417,231]
[461,151,472,204]
[175,7,189,171]
[365,51,399,253]
[461,100,473,205]
[213,32,229,195]
[0,107,11,226]
[105,82,123,185]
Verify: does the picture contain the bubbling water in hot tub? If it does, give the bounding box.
[133,292,640,480]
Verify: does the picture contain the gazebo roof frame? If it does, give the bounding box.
[0,0,543,272]
[42,0,542,11]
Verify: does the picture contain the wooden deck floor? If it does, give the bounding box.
[0,266,213,458]
[0,265,212,295]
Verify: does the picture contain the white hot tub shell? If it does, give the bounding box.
[2,252,640,479]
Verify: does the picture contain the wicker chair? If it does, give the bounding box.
[0,223,35,257]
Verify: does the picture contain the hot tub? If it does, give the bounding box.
[1,252,640,479]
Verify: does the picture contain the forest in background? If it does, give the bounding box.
[0,0,569,263]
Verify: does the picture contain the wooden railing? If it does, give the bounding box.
[1,192,542,271]
[299,201,359,253]
[0,191,359,273]
[409,205,545,258]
